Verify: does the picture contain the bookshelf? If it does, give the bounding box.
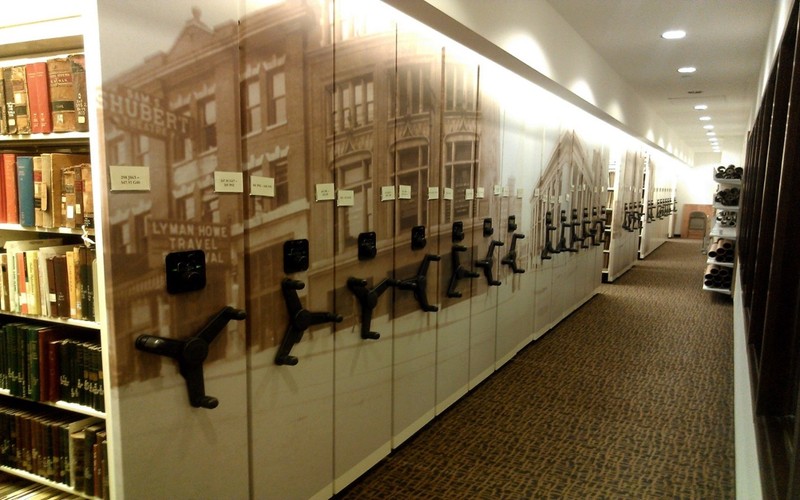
[704,166,741,295]
[603,150,645,283]
[638,154,677,260]
[0,10,108,500]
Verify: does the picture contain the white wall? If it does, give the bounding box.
[383,0,693,165]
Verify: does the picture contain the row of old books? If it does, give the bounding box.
[0,470,80,499]
[1,152,92,229]
[1,238,97,323]
[0,54,88,136]
[0,324,103,412]
[0,402,107,498]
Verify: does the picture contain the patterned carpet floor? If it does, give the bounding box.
[337,239,735,499]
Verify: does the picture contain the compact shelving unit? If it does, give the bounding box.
[602,150,644,283]
[601,161,616,275]
[704,166,741,295]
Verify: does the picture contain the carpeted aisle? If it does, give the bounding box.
[337,239,735,499]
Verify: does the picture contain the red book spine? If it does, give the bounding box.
[26,62,51,134]
[3,153,17,223]
[0,154,6,223]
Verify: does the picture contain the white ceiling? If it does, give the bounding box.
[546,0,776,161]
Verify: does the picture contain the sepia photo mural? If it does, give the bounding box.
[91,0,667,497]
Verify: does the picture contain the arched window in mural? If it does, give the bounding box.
[391,139,429,233]
[393,63,433,118]
[534,137,565,259]
[443,134,478,224]
[335,152,373,252]
[198,96,217,152]
[571,167,586,224]
[170,105,192,163]
[444,63,476,112]
[241,77,261,135]
[331,75,374,133]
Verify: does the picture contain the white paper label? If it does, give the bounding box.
[250,175,275,197]
[517,188,524,199]
[534,188,540,197]
[110,165,151,191]
[428,187,439,200]
[399,185,412,199]
[214,171,244,193]
[566,193,571,202]
[465,188,474,200]
[476,187,485,199]
[502,186,510,197]
[337,189,355,206]
[315,183,335,201]
[381,185,396,201]
[493,185,503,196]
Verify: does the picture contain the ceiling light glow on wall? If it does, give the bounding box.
[678,66,696,74]
[694,104,708,110]
[703,124,715,130]
[699,116,711,121]
[662,30,686,40]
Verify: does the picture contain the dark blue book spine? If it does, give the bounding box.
[16,155,35,227]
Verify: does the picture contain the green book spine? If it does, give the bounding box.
[25,326,41,401]
[7,324,19,396]
[57,339,70,402]
[0,324,7,390]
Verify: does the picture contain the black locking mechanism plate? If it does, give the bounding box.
[284,239,310,274]
[358,232,377,261]
[483,218,494,237]
[166,249,206,294]
[508,215,517,232]
[411,225,426,250]
[452,221,465,242]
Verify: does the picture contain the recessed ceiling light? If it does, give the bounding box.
[703,124,715,130]
[662,30,686,40]
[694,104,708,110]
[699,116,711,121]
[706,132,716,136]
[678,66,697,74]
